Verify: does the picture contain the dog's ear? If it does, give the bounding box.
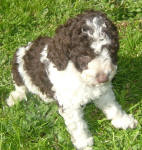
[77,55,92,70]
[54,52,69,70]
[47,47,69,70]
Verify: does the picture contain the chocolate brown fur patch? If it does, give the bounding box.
[23,37,54,98]
[47,10,119,71]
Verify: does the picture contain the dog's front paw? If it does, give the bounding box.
[111,114,138,129]
[83,146,93,150]
[74,136,93,150]
[78,146,93,150]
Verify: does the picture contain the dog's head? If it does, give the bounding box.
[48,10,119,86]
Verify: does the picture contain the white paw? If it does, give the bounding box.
[111,114,138,129]
[83,146,93,150]
[75,137,93,150]
[6,91,27,107]
[6,97,15,107]
[78,146,93,150]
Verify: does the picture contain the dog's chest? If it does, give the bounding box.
[47,61,109,108]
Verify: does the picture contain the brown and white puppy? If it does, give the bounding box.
[7,10,137,150]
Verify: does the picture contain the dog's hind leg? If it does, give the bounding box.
[6,84,27,107]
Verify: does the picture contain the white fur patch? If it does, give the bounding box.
[59,107,93,149]
[85,16,111,54]
[6,85,27,106]
[40,44,48,63]
[111,114,138,129]
[47,60,111,108]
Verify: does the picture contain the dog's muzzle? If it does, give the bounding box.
[96,72,109,83]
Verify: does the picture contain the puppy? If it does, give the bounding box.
[7,10,137,150]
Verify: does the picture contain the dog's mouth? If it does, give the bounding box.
[81,72,112,87]
[91,81,110,87]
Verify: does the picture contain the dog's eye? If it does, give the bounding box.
[99,38,104,41]
[82,26,89,32]
[82,25,94,36]
[82,25,93,33]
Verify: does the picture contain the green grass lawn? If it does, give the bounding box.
[0,0,142,150]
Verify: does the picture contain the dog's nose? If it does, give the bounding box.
[96,72,109,83]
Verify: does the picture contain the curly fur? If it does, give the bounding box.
[7,10,137,150]
[48,10,119,71]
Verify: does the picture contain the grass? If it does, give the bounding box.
[0,0,142,149]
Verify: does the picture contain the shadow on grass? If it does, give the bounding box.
[114,56,142,103]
